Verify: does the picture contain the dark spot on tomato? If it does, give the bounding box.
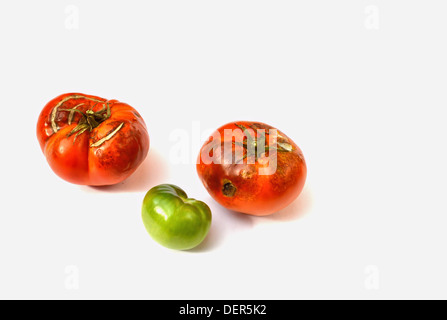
[222,179,237,197]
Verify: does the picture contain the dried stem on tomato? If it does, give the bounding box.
[50,94,104,133]
[233,122,294,163]
[59,103,112,141]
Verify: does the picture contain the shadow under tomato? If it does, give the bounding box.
[85,149,168,193]
[188,200,254,253]
[262,186,313,222]
[188,188,312,252]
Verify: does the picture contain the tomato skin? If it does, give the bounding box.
[37,93,149,186]
[196,121,307,216]
[141,184,212,250]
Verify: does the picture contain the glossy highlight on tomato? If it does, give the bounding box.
[197,121,307,216]
[37,93,150,186]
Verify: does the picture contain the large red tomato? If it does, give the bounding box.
[197,121,306,216]
[37,93,149,186]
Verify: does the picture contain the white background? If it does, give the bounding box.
[0,0,446,299]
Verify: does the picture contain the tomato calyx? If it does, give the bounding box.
[59,104,112,141]
[234,123,294,163]
[220,123,298,198]
[50,94,105,133]
[60,102,126,148]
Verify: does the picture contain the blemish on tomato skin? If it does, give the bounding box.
[95,148,103,158]
[222,179,237,197]
[240,167,256,179]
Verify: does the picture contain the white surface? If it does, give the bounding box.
[0,1,446,299]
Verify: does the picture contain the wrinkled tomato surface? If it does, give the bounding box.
[37,93,149,186]
[197,121,306,216]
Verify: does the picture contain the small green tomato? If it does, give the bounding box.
[141,184,212,250]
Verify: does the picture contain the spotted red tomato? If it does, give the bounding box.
[197,121,306,216]
[37,93,149,186]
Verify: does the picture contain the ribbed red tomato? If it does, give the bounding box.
[37,93,149,186]
[197,121,306,216]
